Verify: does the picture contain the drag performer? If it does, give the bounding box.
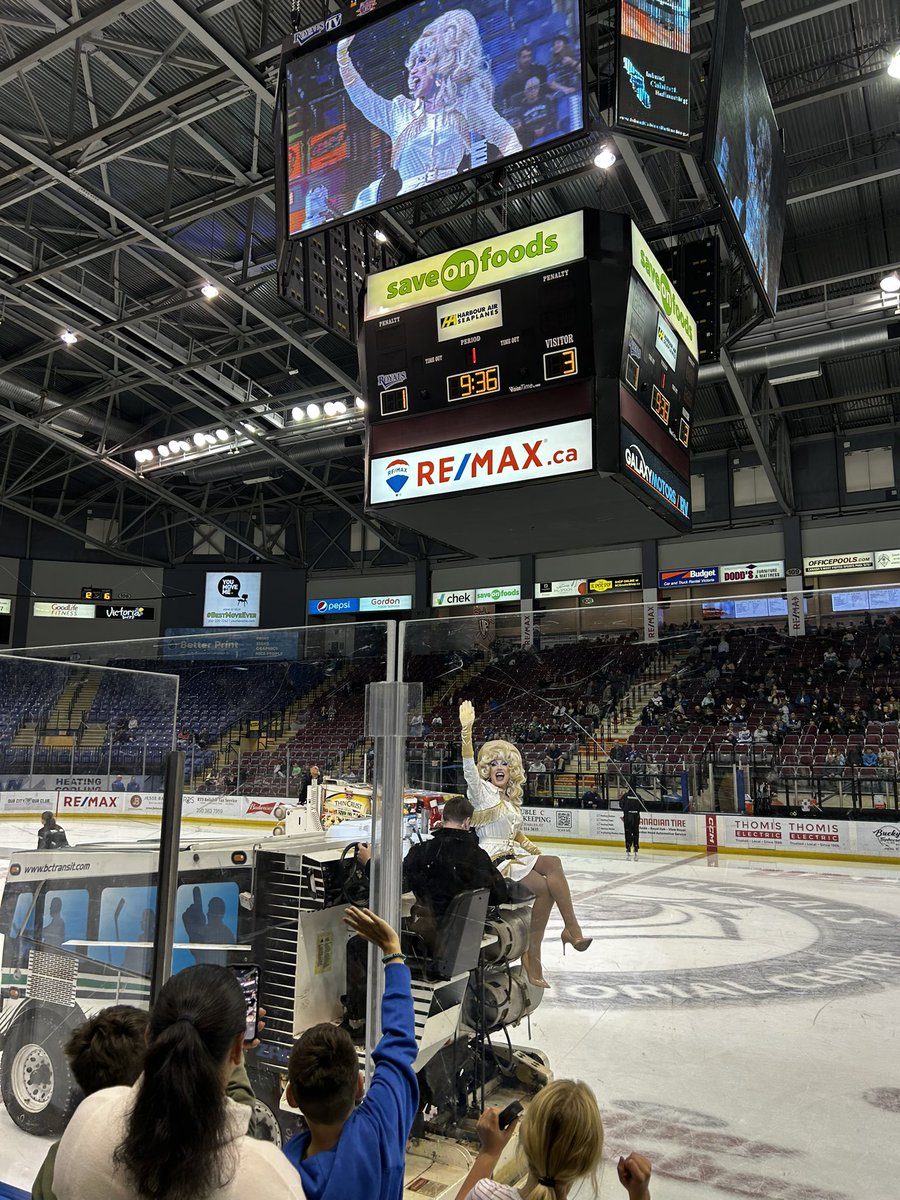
[337,10,521,202]
[460,700,591,988]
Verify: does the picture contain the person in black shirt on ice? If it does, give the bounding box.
[620,793,642,859]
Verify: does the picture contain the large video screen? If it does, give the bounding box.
[615,0,690,144]
[284,0,585,237]
[704,0,787,315]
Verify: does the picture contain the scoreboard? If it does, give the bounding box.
[361,211,699,555]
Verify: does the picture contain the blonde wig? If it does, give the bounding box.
[519,1080,604,1200]
[394,9,493,166]
[476,738,525,805]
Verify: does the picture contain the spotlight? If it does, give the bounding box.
[307,403,321,418]
[355,396,366,411]
[880,271,900,294]
[593,147,616,170]
[215,429,229,441]
[157,444,171,458]
[292,406,304,421]
[204,433,217,445]
[168,440,181,453]
[324,401,337,415]
[193,432,207,447]
[241,421,259,434]
[334,400,347,414]
[888,48,900,80]
[374,228,388,244]
[178,440,191,453]
[60,329,78,345]
[201,282,219,299]
[287,367,299,376]
[134,449,153,463]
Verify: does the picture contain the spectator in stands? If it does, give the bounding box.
[283,907,417,1200]
[879,747,896,774]
[456,1079,651,1200]
[847,650,863,675]
[298,763,320,804]
[547,35,580,98]
[125,776,139,791]
[862,746,879,768]
[56,967,301,1200]
[824,747,846,774]
[499,45,547,114]
[32,1006,150,1200]
[460,701,592,988]
[432,713,443,729]
[512,74,557,147]
[822,648,840,673]
[37,810,68,850]
[701,691,716,712]
[753,725,770,743]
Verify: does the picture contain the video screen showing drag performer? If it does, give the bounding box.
[459,700,592,988]
[285,0,584,235]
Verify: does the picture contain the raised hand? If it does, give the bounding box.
[343,905,401,957]
[459,699,475,730]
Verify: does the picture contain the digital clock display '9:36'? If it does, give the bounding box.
[447,365,500,402]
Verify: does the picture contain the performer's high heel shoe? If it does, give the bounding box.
[521,950,550,989]
[561,929,593,955]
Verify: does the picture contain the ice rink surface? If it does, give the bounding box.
[1,828,898,1198]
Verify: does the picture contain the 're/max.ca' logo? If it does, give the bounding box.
[385,459,409,494]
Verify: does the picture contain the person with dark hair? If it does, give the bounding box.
[42,897,66,948]
[621,793,642,859]
[402,795,512,934]
[283,906,418,1200]
[32,1006,150,1200]
[53,965,304,1200]
[37,811,68,850]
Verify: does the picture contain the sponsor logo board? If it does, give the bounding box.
[371,419,593,505]
[631,225,699,356]
[365,213,584,317]
[203,572,261,628]
[803,553,874,575]
[32,601,95,619]
[475,585,520,604]
[621,430,691,522]
[874,548,900,570]
[431,590,475,607]
[659,567,718,588]
[436,289,503,341]
[718,561,785,583]
[535,580,586,598]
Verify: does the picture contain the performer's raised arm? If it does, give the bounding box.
[337,35,403,138]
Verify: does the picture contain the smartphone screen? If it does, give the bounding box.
[229,964,260,1042]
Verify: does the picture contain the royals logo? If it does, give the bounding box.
[385,458,409,494]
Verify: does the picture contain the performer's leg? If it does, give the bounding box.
[532,854,586,943]
[520,869,552,987]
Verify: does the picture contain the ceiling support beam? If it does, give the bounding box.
[718,350,793,515]
[0,494,166,566]
[788,166,900,205]
[155,0,273,107]
[0,0,151,87]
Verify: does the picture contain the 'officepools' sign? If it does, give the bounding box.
[365,213,584,317]
[203,572,261,628]
[371,420,592,505]
[803,553,874,575]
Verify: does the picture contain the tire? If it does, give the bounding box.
[250,1098,283,1146]
[0,1005,83,1135]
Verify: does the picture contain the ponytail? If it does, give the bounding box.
[114,965,246,1200]
[519,1080,604,1200]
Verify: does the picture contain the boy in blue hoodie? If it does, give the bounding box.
[283,905,419,1200]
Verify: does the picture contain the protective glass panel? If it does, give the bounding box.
[0,653,178,1187]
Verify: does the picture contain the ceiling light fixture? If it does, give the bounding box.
[292,406,304,421]
[204,433,217,446]
[201,282,219,299]
[355,396,366,411]
[880,270,900,294]
[60,329,78,345]
[324,401,337,415]
[157,444,171,458]
[888,47,900,79]
[334,400,347,414]
[374,228,388,243]
[178,440,191,453]
[193,432,207,447]
[216,429,230,441]
[134,449,153,464]
[593,147,617,170]
[307,403,321,418]
[168,440,181,454]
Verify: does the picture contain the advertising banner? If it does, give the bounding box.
[32,601,95,619]
[588,575,643,593]
[716,816,852,854]
[642,587,659,643]
[718,561,785,582]
[787,574,806,637]
[630,226,698,356]
[370,419,594,505]
[535,580,586,598]
[803,553,874,576]
[874,549,900,570]
[203,571,262,628]
[621,428,691,523]
[0,790,282,825]
[475,585,520,604]
[659,567,718,588]
[365,213,584,317]
[432,590,475,608]
[163,630,298,660]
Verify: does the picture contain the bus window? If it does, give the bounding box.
[7,891,37,968]
[174,882,239,972]
[42,889,89,954]
[98,887,157,972]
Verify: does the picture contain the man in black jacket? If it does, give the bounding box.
[403,795,510,929]
[37,811,68,850]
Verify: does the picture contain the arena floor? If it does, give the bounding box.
[1,837,898,1198]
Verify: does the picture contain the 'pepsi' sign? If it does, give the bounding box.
[307,597,360,615]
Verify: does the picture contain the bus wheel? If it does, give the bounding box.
[251,1098,283,1146]
[1,1008,81,1135]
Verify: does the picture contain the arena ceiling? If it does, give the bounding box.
[0,0,897,567]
